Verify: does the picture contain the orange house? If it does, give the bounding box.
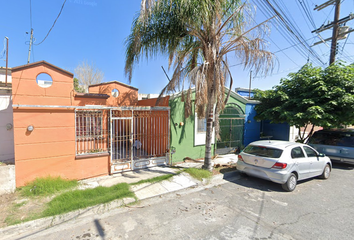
[11,61,170,187]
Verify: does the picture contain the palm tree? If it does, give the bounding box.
[125,0,274,171]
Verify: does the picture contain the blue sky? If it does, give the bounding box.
[1,0,353,94]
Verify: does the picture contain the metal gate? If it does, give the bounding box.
[110,108,170,174]
[216,104,245,155]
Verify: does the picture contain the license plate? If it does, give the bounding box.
[326,149,337,153]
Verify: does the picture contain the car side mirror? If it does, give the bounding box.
[318,153,325,157]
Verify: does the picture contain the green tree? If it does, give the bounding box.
[73,77,85,93]
[125,0,274,170]
[255,62,354,142]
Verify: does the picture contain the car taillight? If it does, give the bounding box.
[238,155,244,162]
[272,162,287,169]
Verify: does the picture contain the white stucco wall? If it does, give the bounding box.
[0,165,15,194]
[0,93,14,163]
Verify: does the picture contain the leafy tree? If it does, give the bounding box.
[74,60,104,93]
[73,77,85,93]
[125,0,274,170]
[255,62,354,142]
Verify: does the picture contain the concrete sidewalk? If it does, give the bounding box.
[79,153,238,200]
[0,154,238,240]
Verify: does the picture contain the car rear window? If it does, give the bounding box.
[243,145,283,158]
[308,131,354,147]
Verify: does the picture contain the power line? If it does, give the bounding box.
[242,4,303,67]
[267,0,325,65]
[298,0,317,29]
[253,66,301,79]
[252,0,326,66]
[35,0,67,46]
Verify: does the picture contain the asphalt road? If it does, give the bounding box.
[10,162,354,240]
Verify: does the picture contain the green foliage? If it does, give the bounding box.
[125,0,274,169]
[73,77,85,93]
[42,183,134,217]
[184,168,212,181]
[18,176,78,197]
[255,62,354,141]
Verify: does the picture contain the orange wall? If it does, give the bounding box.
[12,62,109,187]
[12,64,74,106]
[89,82,138,106]
[73,96,107,106]
[138,96,170,107]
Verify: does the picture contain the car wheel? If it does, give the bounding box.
[282,173,297,192]
[320,164,331,179]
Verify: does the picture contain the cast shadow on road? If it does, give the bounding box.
[331,162,354,170]
[221,170,319,192]
[94,219,105,240]
[221,171,286,192]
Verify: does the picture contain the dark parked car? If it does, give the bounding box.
[307,129,354,165]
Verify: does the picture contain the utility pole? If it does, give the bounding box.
[312,0,354,65]
[248,71,252,99]
[5,37,8,87]
[329,0,340,64]
[27,28,33,64]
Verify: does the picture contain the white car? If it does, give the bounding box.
[237,140,332,191]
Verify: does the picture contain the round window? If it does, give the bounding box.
[112,88,119,97]
[36,73,53,88]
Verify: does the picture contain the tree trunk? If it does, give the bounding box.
[203,103,214,171]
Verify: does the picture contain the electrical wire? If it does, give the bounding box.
[298,0,317,29]
[253,0,325,66]
[35,0,67,45]
[242,6,302,67]
[253,66,301,79]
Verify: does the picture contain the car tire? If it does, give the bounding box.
[282,173,297,192]
[320,164,331,179]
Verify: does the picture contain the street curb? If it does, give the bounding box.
[0,170,241,239]
[0,197,136,240]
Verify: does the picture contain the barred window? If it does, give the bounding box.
[75,110,107,155]
[197,117,207,133]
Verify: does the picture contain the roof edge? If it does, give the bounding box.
[11,61,73,77]
[89,80,138,91]
[75,93,110,99]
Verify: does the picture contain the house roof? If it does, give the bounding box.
[11,61,74,77]
[0,67,12,74]
[75,93,110,99]
[169,87,259,104]
[89,80,138,91]
[235,87,256,93]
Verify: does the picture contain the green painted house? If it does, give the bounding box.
[169,88,255,163]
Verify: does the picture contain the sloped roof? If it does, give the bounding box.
[11,61,73,77]
[75,93,110,99]
[169,87,259,104]
[89,80,138,91]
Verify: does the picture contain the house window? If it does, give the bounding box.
[75,110,106,155]
[194,113,215,146]
[197,117,207,133]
